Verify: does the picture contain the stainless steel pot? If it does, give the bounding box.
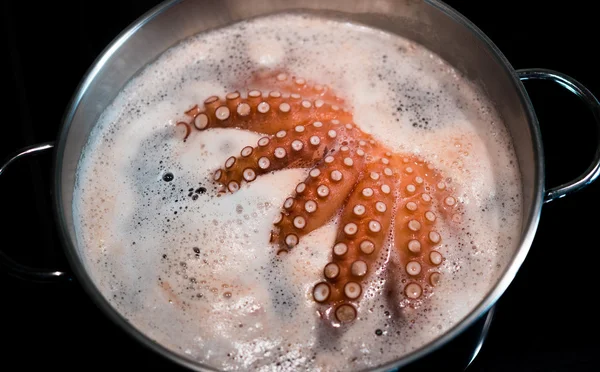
[2,0,599,370]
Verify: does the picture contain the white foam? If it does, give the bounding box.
[72,13,522,371]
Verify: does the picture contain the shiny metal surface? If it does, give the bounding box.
[42,0,593,370]
[466,306,496,368]
[517,68,600,203]
[0,142,70,282]
[0,142,55,177]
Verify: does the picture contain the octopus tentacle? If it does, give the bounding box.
[391,155,460,307]
[312,152,397,324]
[184,91,352,135]
[272,144,367,250]
[245,70,345,107]
[213,120,350,193]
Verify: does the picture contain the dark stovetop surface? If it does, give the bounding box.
[2,1,599,371]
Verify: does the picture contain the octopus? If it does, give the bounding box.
[177,71,462,326]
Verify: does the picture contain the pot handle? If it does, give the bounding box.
[0,142,71,282]
[517,68,600,203]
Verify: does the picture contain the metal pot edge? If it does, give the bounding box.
[50,0,546,370]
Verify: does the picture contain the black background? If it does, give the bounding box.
[1,1,599,371]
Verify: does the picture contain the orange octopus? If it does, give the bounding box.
[178,71,462,325]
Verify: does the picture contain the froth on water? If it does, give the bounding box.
[73,13,522,371]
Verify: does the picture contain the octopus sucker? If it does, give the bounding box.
[178,70,465,326]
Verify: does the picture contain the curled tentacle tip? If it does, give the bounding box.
[185,104,200,117]
[176,121,191,141]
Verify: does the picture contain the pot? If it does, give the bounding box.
[1,0,599,370]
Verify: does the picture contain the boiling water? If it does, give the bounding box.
[72,13,522,371]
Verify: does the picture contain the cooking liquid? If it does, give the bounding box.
[72,13,522,371]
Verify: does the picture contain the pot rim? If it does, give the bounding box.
[51,0,545,370]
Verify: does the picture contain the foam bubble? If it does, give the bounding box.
[72,13,522,371]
